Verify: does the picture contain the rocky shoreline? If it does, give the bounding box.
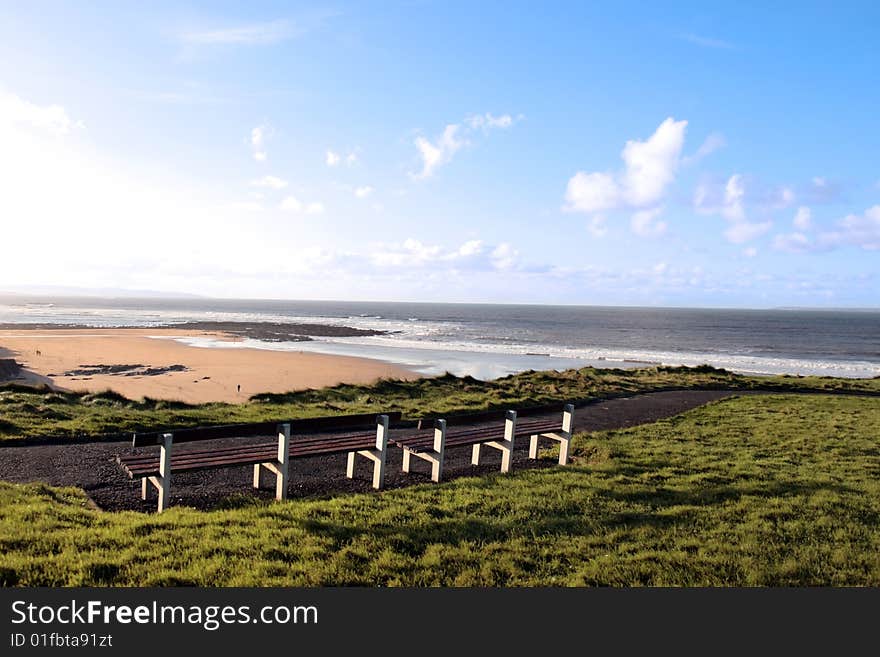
[160,321,388,342]
[0,321,388,343]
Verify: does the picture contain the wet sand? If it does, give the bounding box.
[0,327,416,404]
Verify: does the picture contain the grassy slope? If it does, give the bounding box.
[1,365,878,439]
[1,393,878,586]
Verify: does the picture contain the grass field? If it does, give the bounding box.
[1,393,878,586]
[1,364,878,440]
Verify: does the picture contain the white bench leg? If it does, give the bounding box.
[559,404,574,465]
[431,419,446,482]
[402,448,411,473]
[253,463,262,489]
[500,411,516,474]
[275,424,290,501]
[156,433,173,513]
[559,436,571,465]
[141,477,148,500]
[528,434,539,459]
[471,444,481,465]
[372,415,389,490]
[345,415,390,490]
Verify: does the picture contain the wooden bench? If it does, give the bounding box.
[393,404,575,482]
[117,412,402,512]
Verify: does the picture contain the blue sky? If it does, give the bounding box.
[0,1,877,307]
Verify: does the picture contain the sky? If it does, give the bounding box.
[0,1,878,307]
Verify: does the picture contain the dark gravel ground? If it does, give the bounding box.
[0,390,742,512]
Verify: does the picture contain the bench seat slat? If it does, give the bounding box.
[394,419,562,454]
[118,433,382,479]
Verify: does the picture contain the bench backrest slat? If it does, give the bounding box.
[416,401,570,429]
[132,411,402,447]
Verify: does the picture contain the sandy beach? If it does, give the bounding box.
[0,328,416,404]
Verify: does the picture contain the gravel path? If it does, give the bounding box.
[0,390,741,512]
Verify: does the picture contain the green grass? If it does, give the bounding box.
[1,364,878,439]
[1,393,879,586]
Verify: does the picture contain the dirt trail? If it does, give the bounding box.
[0,390,742,512]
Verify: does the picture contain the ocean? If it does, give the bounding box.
[1,296,878,379]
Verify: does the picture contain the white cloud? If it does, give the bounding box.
[774,205,880,254]
[695,174,774,244]
[587,215,608,237]
[682,132,726,165]
[621,118,688,206]
[0,91,81,136]
[368,238,515,271]
[490,243,519,270]
[828,205,880,250]
[721,174,746,221]
[724,220,772,244]
[413,124,466,179]
[466,113,519,131]
[773,231,811,253]
[564,117,687,214]
[564,172,619,214]
[743,247,758,258]
[180,20,294,46]
[280,195,302,213]
[793,206,812,230]
[457,240,484,257]
[250,175,288,190]
[631,207,668,237]
[412,112,519,179]
[354,185,374,198]
[280,196,325,215]
[251,125,269,162]
[326,149,357,167]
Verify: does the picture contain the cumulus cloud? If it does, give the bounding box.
[490,243,519,270]
[773,231,812,253]
[250,175,287,189]
[564,118,687,215]
[326,148,357,167]
[773,205,880,253]
[466,112,519,131]
[0,90,81,136]
[630,207,668,237]
[724,220,772,244]
[251,126,268,161]
[793,206,812,230]
[369,238,516,271]
[412,124,466,179]
[412,111,519,179]
[280,195,325,215]
[354,185,374,198]
[831,205,880,249]
[695,174,774,244]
